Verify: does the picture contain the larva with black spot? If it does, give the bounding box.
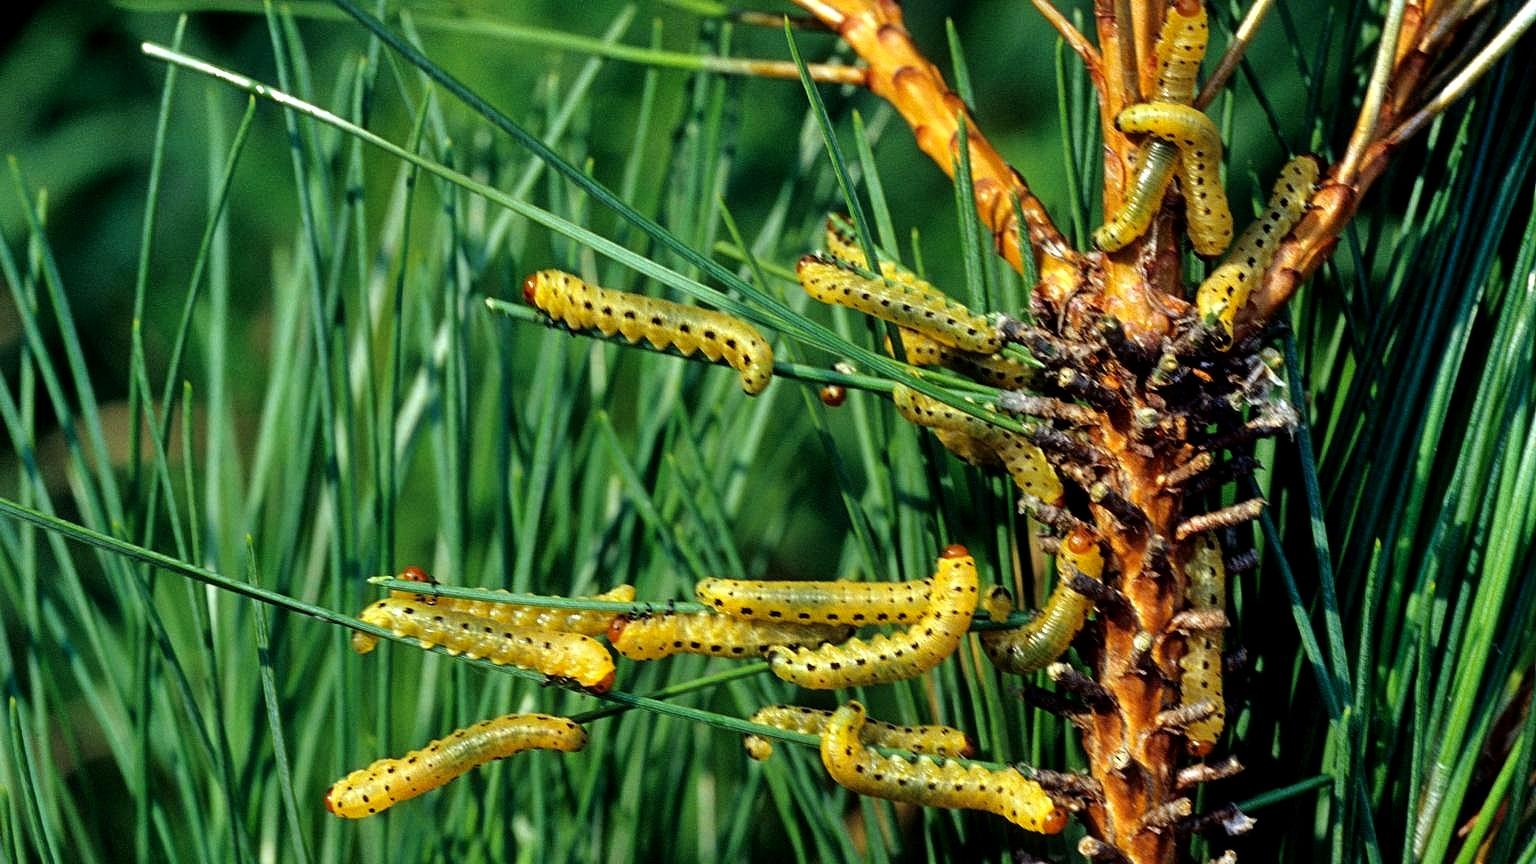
[522,269,773,395]
[742,704,976,762]
[354,597,616,691]
[1116,102,1234,255]
[606,613,851,661]
[1195,155,1322,338]
[766,546,978,689]
[376,567,636,638]
[980,528,1104,675]
[695,577,932,626]
[891,385,1063,505]
[796,254,1000,354]
[820,701,1066,834]
[1180,535,1227,754]
[821,215,946,305]
[1151,1,1209,105]
[324,713,586,819]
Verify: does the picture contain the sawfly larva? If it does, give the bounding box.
[606,613,851,661]
[355,597,616,691]
[325,713,586,818]
[891,385,1064,504]
[523,269,773,395]
[796,254,1000,354]
[742,704,975,761]
[695,576,932,625]
[1195,155,1322,338]
[766,546,978,689]
[1180,535,1228,754]
[820,701,1066,833]
[979,528,1104,675]
[1116,102,1233,255]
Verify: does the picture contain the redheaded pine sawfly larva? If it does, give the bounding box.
[355,597,616,691]
[1115,102,1234,255]
[819,701,1066,833]
[979,528,1105,675]
[742,704,975,761]
[796,255,1000,354]
[891,385,1064,504]
[522,269,773,395]
[324,713,586,818]
[606,613,851,661]
[1195,155,1322,339]
[1180,535,1227,754]
[765,546,978,689]
[694,576,932,625]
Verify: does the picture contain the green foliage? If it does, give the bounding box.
[1,1,1534,862]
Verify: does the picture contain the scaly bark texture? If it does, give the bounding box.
[785,1,1487,861]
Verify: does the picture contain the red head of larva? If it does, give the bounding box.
[400,565,431,584]
[1066,529,1095,556]
[959,734,978,759]
[323,787,338,816]
[522,273,540,304]
[940,544,970,560]
[590,669,616,694]
[1040,806,1069,835]
[606,616,629,644]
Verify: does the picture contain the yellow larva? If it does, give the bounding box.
[354,597,616,691]
[979,529,1105,675]
[324,713,586,819]
[820,701,1067,834]
[695,577,932,625]
[1092,141,1178,252]
[1180,535,1227,754]
[606,613,851,661]
[1195,155,1322,338]
[1151,2,1209,104]
[766,546,978,689]
[372,567,636,639]
[742,704,975,761]
[886,329,1036,390]
[522,269,773,395]
[796,255,1000,354]
[1116,102,1234,255]
[822,215,945,303]
[891,386,1064,504]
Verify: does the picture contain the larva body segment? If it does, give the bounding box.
[1180,536,1227,754]
[766,546,978,689]
[324,713,586,819]
[892,386,1064,504]
[1151,3,1209,104]
[742,704,974,761]
[522,269,773,395]
[981,586,1014,623]
[606,613,851,661]
[695,577,932,625]
[1116,103,1234,255]
[796,255,1000,354]
[1093,141,1178,252]
[819,702,1066,834]
[355,598,616,690]
[979,529,1105,675]
[1195,156,1322,338]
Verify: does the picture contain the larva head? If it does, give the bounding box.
[818,385,847,407]
[590,668,616,695]
[607,615,636,645]
[323,786,338,816]
[940,544,970,560]
[1065,529,1095,556]
[399,565,432,584]
[522,272,541,304]
[1039,804,1069,834]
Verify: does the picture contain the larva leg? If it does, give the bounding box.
[819,701,1066,834]
[325,713,586,818]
